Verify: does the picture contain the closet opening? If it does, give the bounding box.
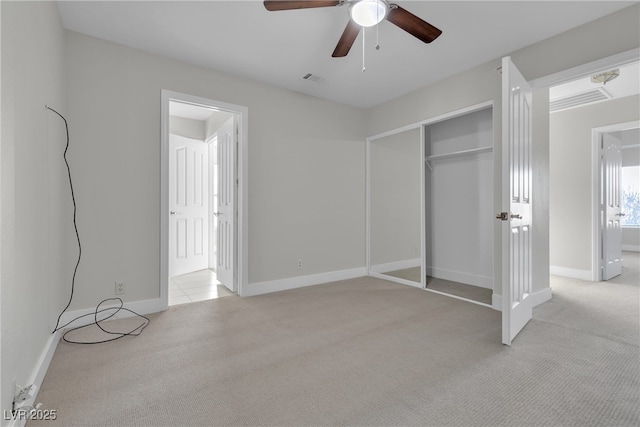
[423,106,494,306]
[367,101,496,309]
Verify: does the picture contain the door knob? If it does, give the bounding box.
[496,212,522,221]
[170,211,182,215]
[213,212,223,217]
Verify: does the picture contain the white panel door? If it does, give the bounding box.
[602,133,623,280]
[216,117,236,292]
[500,56,533,346]
[169,134,209,277]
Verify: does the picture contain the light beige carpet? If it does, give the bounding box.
[31,264,639,426]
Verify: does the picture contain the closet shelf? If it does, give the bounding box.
[426,146,493,162]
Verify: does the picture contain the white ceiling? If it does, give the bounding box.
[57,1,636,108]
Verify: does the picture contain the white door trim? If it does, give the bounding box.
[160,90,248,309]
[591,120,640,281]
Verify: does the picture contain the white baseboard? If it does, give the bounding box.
[426,266,493,289]
[549,265,593,281]
[369,258,421,274]
[6,329,63,427]
[622,245,640,252]
[243,267,367,297]
[491,287,553,312]
[58,297,164,330]
[530,287,553,307]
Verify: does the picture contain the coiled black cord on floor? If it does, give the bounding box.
[46,105,149,344]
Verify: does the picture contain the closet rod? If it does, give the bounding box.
[426,146,492,162]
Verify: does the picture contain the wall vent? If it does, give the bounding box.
[549,87,612,113]
[302,73,326,84]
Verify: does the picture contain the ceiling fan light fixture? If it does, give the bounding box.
[591,69,620,85]
[350,0,388,27]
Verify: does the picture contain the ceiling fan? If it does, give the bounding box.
[263,0,442,57]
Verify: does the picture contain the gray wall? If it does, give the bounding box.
[550,96,640,275]
[64,30,367,308]
[1,1,68,415]
[619,129,640,250]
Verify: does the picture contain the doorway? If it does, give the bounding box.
[592,123,640,281]
[534,51,638,281]
[167,103,236,305]
[543,56,639,283]
[160,90,248,309]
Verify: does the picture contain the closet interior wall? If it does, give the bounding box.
[424,107,494,289]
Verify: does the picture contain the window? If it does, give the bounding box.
[622,165,640,227]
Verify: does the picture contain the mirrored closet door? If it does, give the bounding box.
[368,127,424,288]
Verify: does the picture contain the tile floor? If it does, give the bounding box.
[169,269,235,306]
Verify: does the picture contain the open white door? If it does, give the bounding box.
[500,56,533,346]
[169,134,209,277]
[602,133,623,280]
[216,117,236,292]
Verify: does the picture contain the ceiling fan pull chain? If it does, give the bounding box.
[375,5,380,50]
[362,27,366,72]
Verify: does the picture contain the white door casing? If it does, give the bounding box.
[216,117,236,292]
[169,134,209,277]
[602,133,623,280]
[501,56,533,346]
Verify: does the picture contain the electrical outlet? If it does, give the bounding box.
[115,281,125,295]
[297,259,303,269]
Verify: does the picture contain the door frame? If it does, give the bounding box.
[529,48,639,282]
[591,121,640,281]
[160,90,248,308]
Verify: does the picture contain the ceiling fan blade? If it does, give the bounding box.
[386,5,442,44]
[263,1,341,11]
[332,19,361,57]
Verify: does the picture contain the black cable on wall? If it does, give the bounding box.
[46,105,149,344]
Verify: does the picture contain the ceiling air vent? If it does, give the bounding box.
[549,87,612,113]
[302,73,326,84]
